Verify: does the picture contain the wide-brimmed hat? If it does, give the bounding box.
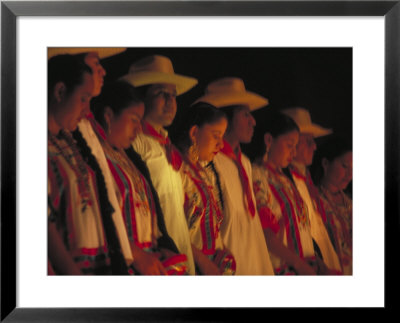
[193,77,269,111]
[48,47,126,60]
[120,55,198,96]
[282,107,332,138]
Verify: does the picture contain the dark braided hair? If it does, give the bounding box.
[207,161,225,211]
[48,54,92,105]
[124,146,179,254]
[72,129,128,275]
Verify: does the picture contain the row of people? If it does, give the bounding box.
[47,48,352,275]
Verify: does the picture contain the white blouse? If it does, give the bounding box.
[77,118,133,266]
[290,166,342,272]
[212,152,274,275]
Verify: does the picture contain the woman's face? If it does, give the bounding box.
[193,117,228,162]
[84,52,106,97]
[323,151,353,191]
[267,130,299,169]
[107,102,145,149]
[54,72,94,132]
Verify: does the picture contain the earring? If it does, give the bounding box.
[188,141,199,164]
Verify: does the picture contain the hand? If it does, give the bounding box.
[198,259,221,275]
[132,247,167,275]
[314,257,330,275]
[191,245,221,275]
[325,269,343,275]
[293,259,317,275]
[159,248,178,260]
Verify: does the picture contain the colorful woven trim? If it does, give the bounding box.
[212,249,236,275]
[162,254,189,275]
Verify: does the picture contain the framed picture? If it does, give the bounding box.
[1,0,398,320]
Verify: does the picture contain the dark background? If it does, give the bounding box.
[101,47,353,196]
[102,47,352,144]
[102,47,352,195]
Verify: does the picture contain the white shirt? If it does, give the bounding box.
[291,163,341,272]
[77,118,133,265]
[132,130,196,275]
[212,152,274,275]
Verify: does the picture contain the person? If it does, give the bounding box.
[91,80,188,275]
[174,102,236,275]
[48,54,126,275]
[194,77,274,275]
[121,55,198,274]
[250,111,318,275]
[47,48,135,268]
[311,136,353,275]
[282,107,342,274]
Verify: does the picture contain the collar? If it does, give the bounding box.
[289,162,307,180]
[141,121,169,143]
[87,115,107,141]
[220,140,240,160]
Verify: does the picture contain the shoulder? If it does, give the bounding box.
[213,152,233,168]
[132,133,158,159]
[251,163,265,180]
[240,152,253,175]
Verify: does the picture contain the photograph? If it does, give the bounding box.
[47,47,353,277]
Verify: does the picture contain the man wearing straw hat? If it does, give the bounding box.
[121,55,197,274]
[194,77,274,275]
[48,47,136,274]
[282,107,342,274]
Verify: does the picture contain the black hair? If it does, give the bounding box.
[124,146,179,254]
[72,129,128,274]
[219,105,249,134]
[246,110,299,163]
[74,52,88,62]
[91,80,144,130]
[48,54,92,104]
[219,105,244,123]
[134,85,152,104]
[310,135,353,186]
[173,102,227,153]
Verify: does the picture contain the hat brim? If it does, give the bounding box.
[120,71,198,96]
[194,91,269,111]
[300,124,333,138]
[48,48,126,60]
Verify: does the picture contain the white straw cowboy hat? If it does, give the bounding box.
[48,47,126,60]
[282,107,332,138]
[120,55,198,96]
[193,77,269,111]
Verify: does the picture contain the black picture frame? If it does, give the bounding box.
[1,1,399,321]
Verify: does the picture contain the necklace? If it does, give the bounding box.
[48,130,92,212]
[101,139,156,245]
[185,156,223,227]
[265,162,309,227]
[102,142,144,191]
[320,186,352,218]
[320,185,352,250]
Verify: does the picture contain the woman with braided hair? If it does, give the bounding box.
[91,80,188,275]
[174,102,236,275]
[251,111,318,275]
[48,54,128,275]
[311,136,353,275]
